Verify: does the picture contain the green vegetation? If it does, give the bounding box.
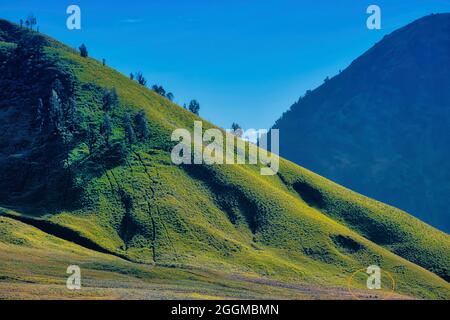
[2,215,411,300]
[79,43,88,58]
[231,123,243,137]
[188,99,200,115]
[0,18,448,300]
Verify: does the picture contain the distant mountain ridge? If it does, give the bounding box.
[272,13,450,233]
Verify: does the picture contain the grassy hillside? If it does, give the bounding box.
[0,19,449,299]
[0,215,417,300]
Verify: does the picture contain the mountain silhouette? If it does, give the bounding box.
[272,13,450,233]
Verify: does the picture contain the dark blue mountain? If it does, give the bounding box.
[272,13,450,232]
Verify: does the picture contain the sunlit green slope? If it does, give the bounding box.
[0,19,448,299]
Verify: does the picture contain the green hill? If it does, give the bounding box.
[0,19,448,299]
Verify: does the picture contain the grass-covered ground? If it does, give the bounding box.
[0,216,414,300]
[0,19,449,300]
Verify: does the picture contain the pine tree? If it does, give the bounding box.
[123,112,136,146]
[231,122,243,137]
[188,99,200,115]
[27,15,37,30]
[135,72,147,86]
[135,110,150,140]
[86,123,98,154]
[49,89,63,132]
[101,115,113,145]
[102,88,119,112]
[152,85,166,97]
[64,97,80,133]
[79,43,88,58]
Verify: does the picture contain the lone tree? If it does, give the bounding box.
[166,92,174,101]
[79,43,88,58]
[135,72,147,86]
[231,122,243,137]
[100,115,113,145]
[129,73,134,80]
[102,58,106,66]
[135,110,150,140]
[123,112,136,146]
[102,88,119,112]
[188,100,200,115]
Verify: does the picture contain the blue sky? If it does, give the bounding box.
[1,0,449,129]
